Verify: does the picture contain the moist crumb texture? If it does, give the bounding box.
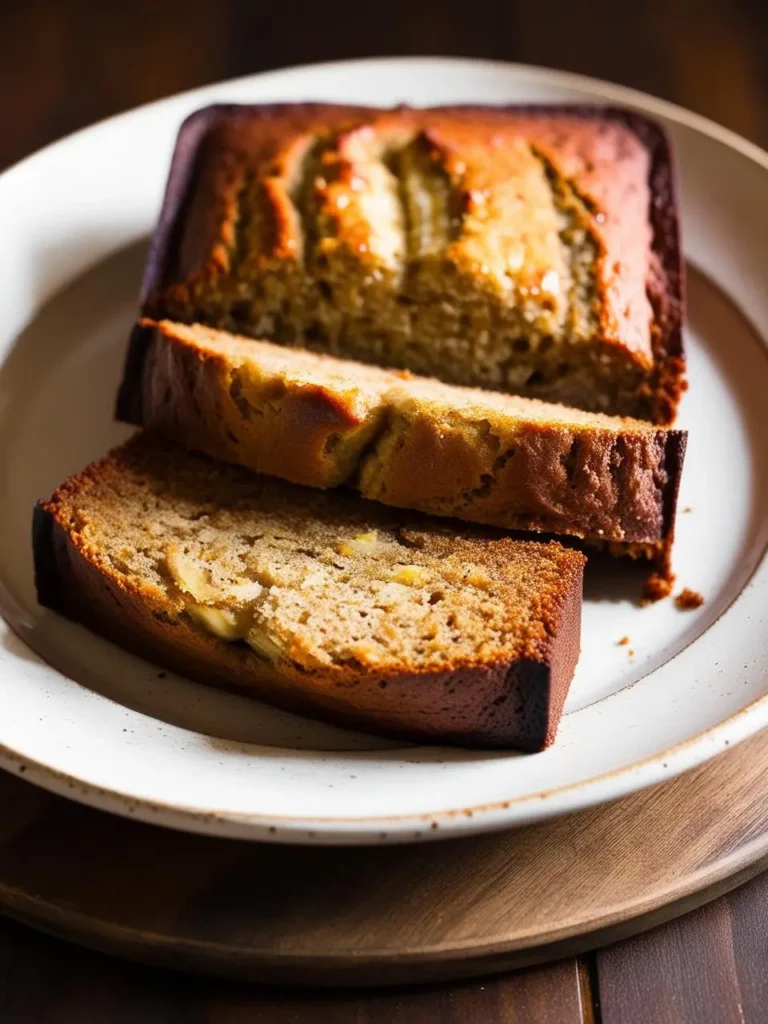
[144,104,685,424]
[124,319,687,558]
[35,434,585,750]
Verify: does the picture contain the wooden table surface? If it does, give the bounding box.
[1,0,766,1020]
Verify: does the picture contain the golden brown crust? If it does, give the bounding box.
[123,320,686,552]
[141,102,685,423]
[33,435,585,751]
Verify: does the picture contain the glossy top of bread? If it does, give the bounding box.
[143,103,685,423]
[34,434,584,750]
[120,319,686,552]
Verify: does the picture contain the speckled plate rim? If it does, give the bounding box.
[0,56,767,844]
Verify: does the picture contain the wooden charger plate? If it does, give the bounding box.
[1,726,767,988]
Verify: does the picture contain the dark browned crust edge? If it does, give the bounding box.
[608,108,686,425]
[32,497,583,753]
[634,423,687,586]
[32,502,68,616]
[119,102,685,428]
[137,105,231,304]
[661,429,688,541]
[115,321,153,424]
[660,426,688,570]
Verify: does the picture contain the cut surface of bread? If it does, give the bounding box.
[119,319,687,556]
[142,103,685,423]
[34,434,585,750]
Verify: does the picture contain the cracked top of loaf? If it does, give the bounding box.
[144,103,685,423]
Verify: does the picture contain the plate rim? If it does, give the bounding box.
[1,55,768,843]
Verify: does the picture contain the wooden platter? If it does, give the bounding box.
[1,728,767,988]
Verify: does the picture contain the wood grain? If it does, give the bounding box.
[1,728,768,989]
[597,868,768,1023]
[6,875,768,1022]
[598,900,744,1024]
[0,916,588,1023]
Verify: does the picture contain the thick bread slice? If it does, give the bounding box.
[118,319,686,555]
[33,433,585,751]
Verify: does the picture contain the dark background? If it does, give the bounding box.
[1,1,767,1020]
[1,0,767,173]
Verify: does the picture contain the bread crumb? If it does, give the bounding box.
[617,636,630,646]
[683,507,692,513]
[628,649,635,657]
[675,588,704,611]
[642,572,674,603]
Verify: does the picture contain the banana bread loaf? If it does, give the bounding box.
[119,319,686,557]
[34,433,585,751]
[141,102,685,423]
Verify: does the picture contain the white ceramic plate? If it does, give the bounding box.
[1,58,767,845]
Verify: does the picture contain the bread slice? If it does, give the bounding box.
[142,103,685,423]
[34,434,585,750]
[118,319,686,559]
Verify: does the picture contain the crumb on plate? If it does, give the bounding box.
[675,588,704,611]
[617,636,630,646]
